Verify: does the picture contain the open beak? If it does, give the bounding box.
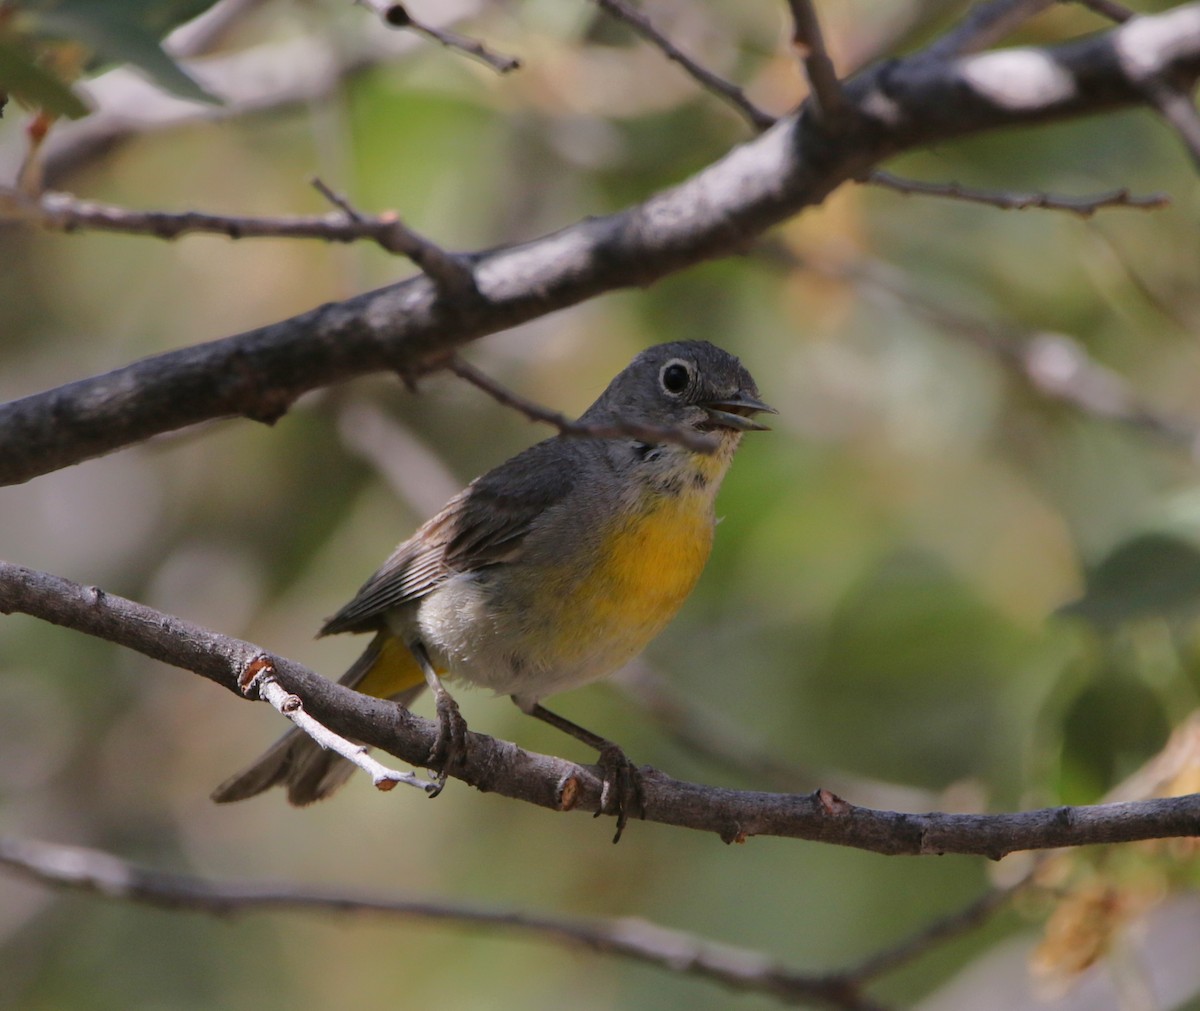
[701,392,778,432]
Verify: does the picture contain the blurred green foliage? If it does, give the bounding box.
[2,1,1200,1009]
[0,0,218,116]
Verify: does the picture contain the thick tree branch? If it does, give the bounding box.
[0,837,882,1011]
[2,561,1199,857]
[3,5,1200,486]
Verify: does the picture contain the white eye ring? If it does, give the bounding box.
[658,359,693,396]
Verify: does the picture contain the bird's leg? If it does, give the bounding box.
[410,641,468,795]
[514,698,645,843]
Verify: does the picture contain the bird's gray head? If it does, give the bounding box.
[582,340,774,438]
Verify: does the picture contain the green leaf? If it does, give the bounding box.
[13,0,221,104]
[1057,674,1169,803]
[1060,532,1200,627]
[0,40,89,118]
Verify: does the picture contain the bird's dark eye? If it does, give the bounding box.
[659,360,692,395]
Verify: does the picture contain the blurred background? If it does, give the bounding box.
[2,0,1200,1008]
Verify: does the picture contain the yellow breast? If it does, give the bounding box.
[545,489,715,672]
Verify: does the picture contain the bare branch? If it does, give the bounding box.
[0,183,481,300]
[3,560,1200,857]
[310,177,479,299]
[592,0,775,132]
[0,186,425,247]
[0,836,883,1011]
[1069,0,1134,23]
[447,356,718,454]
[5,5,1200,485]
[1067,0,1200,169]
[242,660,432,794]
[357,0,520,74]
[1141,76,1200,171]
[615,662,937,813]
[777,250,1200,456]
[1086,222,1197,334]
[864,170,1169,216]
[784,0,847,120]
[850,887,1020,982]
[923,0,1056,60]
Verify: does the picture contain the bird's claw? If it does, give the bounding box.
[593,743,645,843]
[426,690,468,797]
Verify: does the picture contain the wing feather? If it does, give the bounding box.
[319,439,581,636]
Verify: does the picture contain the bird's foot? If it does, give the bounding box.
[594,742,646,844]
[426,689,469,797]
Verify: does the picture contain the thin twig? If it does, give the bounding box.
[865,170,1170,216]
[0,185,481,298]
[848,886,1021,982]
[1085,222,1196,334]
[768,248,1200,456]
[1141,78,1200,173]
[0,187,391,245]
[1080,0,1200,171]
[592,0,775,132]
[358,0,520,74]
[848,713,1200,983]
[923,0,1055,60]
[615,662,938,813]
[784,0,846,120]
[0,837,882,1011]
[447,356,719,454]
[1068,0,1134,23]
[240,659,432,794]
[310,177,479,299]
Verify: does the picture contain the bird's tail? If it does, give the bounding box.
[211,632,427,806]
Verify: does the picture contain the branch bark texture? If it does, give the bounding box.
[3,561,1198,857]
[0,837,879,1010]
[3,4,1200,484]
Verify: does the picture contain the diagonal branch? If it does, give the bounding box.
[3,560,1200,857]
[447,356,717,453]
[923,0,1056,60]
[4,4,1200,485]
[776,250,1200,455]
[784,0,847,120]
[1070,0,1134,24]
[591,0,775,131]
[848,886,1020,982]
[0,837,881,1011]
[1141,76,1200,170]
[357,0,520,74]
[309,177,479,300]
[242,660,433,794]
